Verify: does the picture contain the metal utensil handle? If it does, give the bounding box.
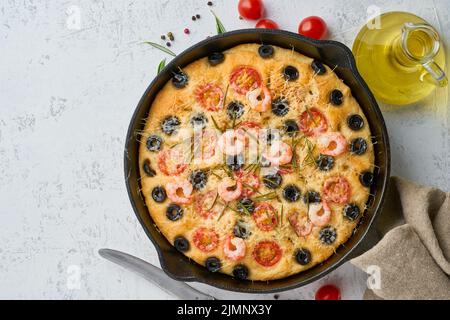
[99,249,215,300]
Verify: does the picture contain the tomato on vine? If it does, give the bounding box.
[238,0,265,20]
[298,16,328,40]
[315,284,341,300]
[256,19,279,29]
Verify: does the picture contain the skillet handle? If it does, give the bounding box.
[317,41,356,70]
[157,248,200,282]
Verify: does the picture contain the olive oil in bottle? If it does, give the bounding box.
[352,12,447,105]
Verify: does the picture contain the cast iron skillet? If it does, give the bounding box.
[124,29,391,293]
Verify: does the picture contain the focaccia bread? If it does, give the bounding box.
[138,43,375,281]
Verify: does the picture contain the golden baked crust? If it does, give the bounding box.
[138,43,374,281]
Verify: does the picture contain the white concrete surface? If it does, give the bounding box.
[0,0,448,299]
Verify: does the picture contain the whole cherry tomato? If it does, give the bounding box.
[298,16,328,40]
[238,0,265,20]
[315,284,341,300]
[255,19,279,29]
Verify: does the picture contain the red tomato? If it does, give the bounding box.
[235,171,260,197]
[299,108,328,137]
[195,83,224,111]
[323,176,351,204]
[229,66,262,95]
[238,0,265,20]
[255,19,278,29]
[194,191,221,219]
[192,227,219,252]
[252,240,282,267]
[298,16,328,40]
[315,284,341,300]
[253,203,278,231]
[157,144,188,176]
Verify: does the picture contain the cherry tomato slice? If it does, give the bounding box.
[193,227,219,252]
[238,0,264,20]
[235,170,260,197]
[230,66,262,95]
[157,144,188,176]
[255,19,279,29]
[195,83,224,111]
[299,107,328,137]
[252,240,282,267]
[298,16,328,40]
[252,202,278,231]
[315,284,341,300]
[194,190,221,219]
[323,176,351,205]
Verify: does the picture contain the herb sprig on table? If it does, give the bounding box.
[157,59,166,74]
[143,41,176,57]
[211,10,226,34]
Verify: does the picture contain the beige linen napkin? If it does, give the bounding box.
[351,176,450,300]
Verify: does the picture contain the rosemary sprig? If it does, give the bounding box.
[207,192,219,211]
[253,191,278,201]
[290,136,300,172]
[305,195,310,213]
[241,128,259,144]
[305,105,319,126]
[301,136,316,167]
[157,59,166,74]
[210,10,226,34]
[169,141,181,149]
[143,41,176,57]
[217,201,240,221]
[242,163,253,172]
[279,204,284,229]
[243,163,258,175]
[232,120,242,129]
[249,162,261,175]
[210,115,224,132]
[217,202,227,221]
[242,182,258,194]
[211,172,223,179]
[236,201,252,216]
[221,163,234,178]
[222,84,229,109]
[226,203,240,214]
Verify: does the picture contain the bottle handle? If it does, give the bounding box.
[421,60,448,87]
[402,23,448,87]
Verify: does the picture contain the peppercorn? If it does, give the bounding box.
[196,14,201,19]
[192,16,196,21]
[184,28,190,34]
[166,42,171,47]
[161,35,166,40]
[167,32,174,41]
[207,1,213,6]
